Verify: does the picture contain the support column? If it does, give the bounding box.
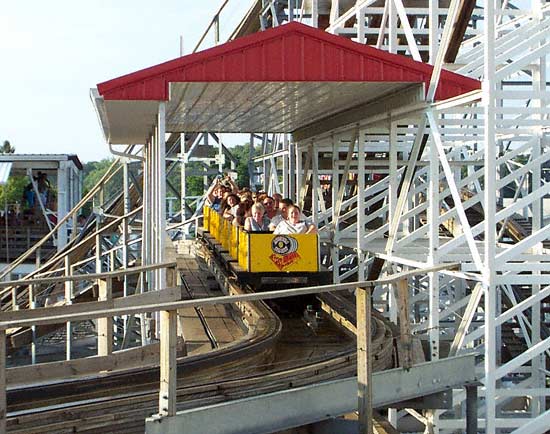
[388,122,398,324]
[288,136,296,198]
[465,384,478,434]
[141,142,150,344]
[159,310,177,416]
[388,0,398,54]
[57,161,69,249]
[180,134,187,230]
[531,28,546,413]
[97,277,113,356]
[356,286,372,434]
[428,132,440,363]
[248,134,255,189]
[396,278,412,369]
[483,0,497,430]
[283,134,289,198]
[157,103,167,293]
[357,129,366,281]
[65,256,73,360]
[0,329,5,434]
[331,137,340,283]
[296,147,303,205]
[29,284,36,364]
[311,143,319,224]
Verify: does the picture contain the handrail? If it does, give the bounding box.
[0,263,458,330]
[192,0,230,53]
[0,261,177,289]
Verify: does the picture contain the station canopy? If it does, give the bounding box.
[93,22,480,145]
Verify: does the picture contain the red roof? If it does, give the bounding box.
[97,22,480,102]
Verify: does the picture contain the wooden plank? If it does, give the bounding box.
[396,278,412,369]
[6,340,185,386]
[0,261,177,288]
[97,278,113,356]
[0,329,5,434]
[356,286,373,434]
[159,310,177,416]
[0,287,181,323]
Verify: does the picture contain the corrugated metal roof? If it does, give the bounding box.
[94,21,481,144]
[97,21,480,102]
[0,162,13,185]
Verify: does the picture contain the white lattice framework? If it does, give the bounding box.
[248,1,550,432]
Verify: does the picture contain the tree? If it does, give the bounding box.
[0,140,15,154]
[0,176,27,207]
[228,144,256,188]
[82,158,120,196]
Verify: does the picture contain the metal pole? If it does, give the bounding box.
[465,384,478,434]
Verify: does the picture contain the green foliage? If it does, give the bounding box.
[0,140,15,154]
[81,158,122,215]
[83,158,117,195]
[0,176,27,206]
[227,144,255,188]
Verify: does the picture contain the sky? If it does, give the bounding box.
[0,1,250,162]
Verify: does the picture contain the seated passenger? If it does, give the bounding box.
[232,203,248,228]
[222,194,240,220]
[268,198,293,231]
[244,203,270,232]
[262,196,279,220]
[273,205,317,234]
[205,178,224,212]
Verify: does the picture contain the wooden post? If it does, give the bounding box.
[159,309,177,416]
[11,287,17,311]
[356,286,373,434]
[65,256,73,360]
[0,328,6,434]
[29,284,36,364]
[97,277,113,356]
[174,266,187,357]
[396,278,413,369]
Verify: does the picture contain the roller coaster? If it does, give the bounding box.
[1,0,550,433]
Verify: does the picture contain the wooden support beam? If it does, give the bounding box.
[97,277,113,356]
[396,278,412,369]
[159,310,177,416]
[65,256,73,360]
[6,340,185,386]
[357,286,373,434]
[0,329,5,434]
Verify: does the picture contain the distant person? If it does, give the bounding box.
[22,182,35,209]
[77,214,87,229]
[37,172,51,206]
[274,205,317,234]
